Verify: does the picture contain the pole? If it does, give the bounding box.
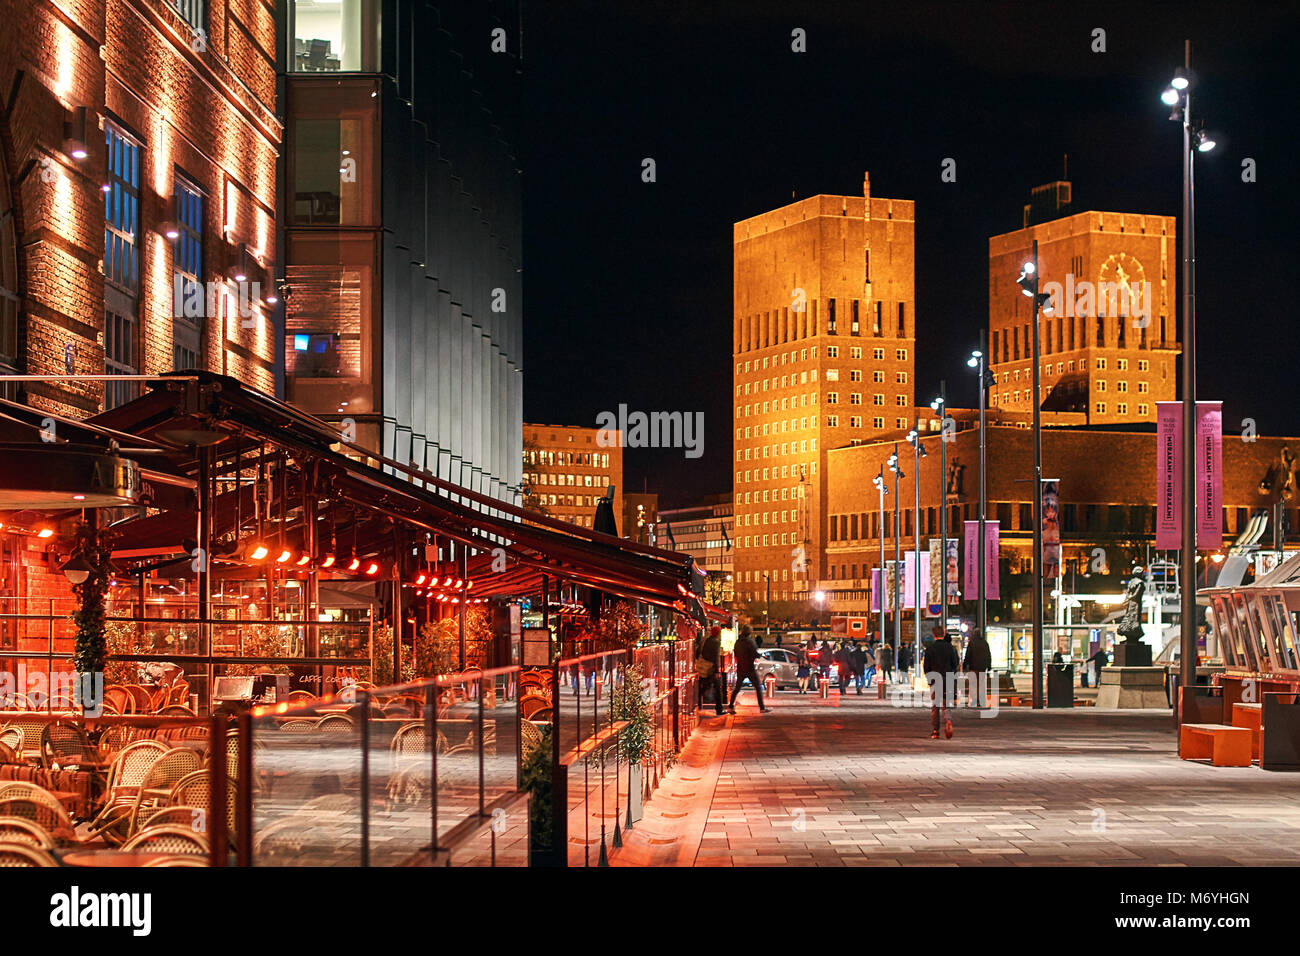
[977,333,987,657]
[765,574,771,639]
[1178,38,1198,716]
[878,469,887,657]
[1031,238,1045,709]
[914,428,923,687]
[893,446,902,673]
[939,381,948,641]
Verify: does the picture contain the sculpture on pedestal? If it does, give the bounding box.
[1118,573,1146,644]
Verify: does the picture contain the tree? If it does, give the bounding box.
[70,520,114,709]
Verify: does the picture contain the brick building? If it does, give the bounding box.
[0,0,280,415]
[988,182,1179,425]
[733,173,915,607]
[522,423,622,531]
[822,415,1300,621]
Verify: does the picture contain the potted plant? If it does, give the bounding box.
[612,662,653,824]
[521,723,558,865]
[69,521,113,715]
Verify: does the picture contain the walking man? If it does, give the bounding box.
[962,626,993,707]
[924,629,961,739]
[695,625,726,717]
[728,624,768,714]
[877,640,895,683]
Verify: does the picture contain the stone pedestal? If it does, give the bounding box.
[1094,666,1167,709]
[1112,641,1153,667]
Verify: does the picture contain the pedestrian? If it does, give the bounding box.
[962,626,992,707]
[923,629,961,739]
[1089,643,1109,688]
[695,625,726,717]
[863,641,877,687]
[898,641,913,679]
[851,640,868,694]
[728,624,768,714]
[818,638,834,683]
[834,642,854,695]
[796,642,812,694]
[877,641,895,683]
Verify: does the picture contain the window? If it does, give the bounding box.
[1096,402,1106,414]
[292,0,380,72]
[896,371,907,384]
[873,416,884,429]
[171,0,205,32]
[1117,402,1128,415]
[873,370,884,383]
[827,298,837,333]
[1117,358,1128,370]
[104,123,140,294]
[1138,359,1150,371]
[104,308,137,410]
[850,415,862,427]
[873,393,884,406]
[873,347,885,360]
[895,394,907,406]
[1138,382,1149,393]
[1116,381,1128,393]
[897,302,906,336]
[826,392,839,405]
[827,345,838,358]
[849,369,862,382]
[825,369,838,381]
[172,176,204,370]
[1096,357,1107,370]
[851,299,860,335]
[896,348,907,361]
[849,393,862,405]
[895,417,906,428]
[850,346,862,359]
[1138,403,1149,415]
[0,144,18,372]
[1096,380,1106,392]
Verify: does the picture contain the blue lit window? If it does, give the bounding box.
[172,176,204,370]
[104,124,139,293]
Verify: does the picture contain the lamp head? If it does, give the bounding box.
[1171,66,1189,90]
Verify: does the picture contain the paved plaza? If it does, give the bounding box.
[613,687,1300,867]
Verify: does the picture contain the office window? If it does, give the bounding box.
[827,298,837,333]
[850,346,862,359]
[1116,381,1128,393]
[1138,403,1149,415]
[826,415,838,427]
[826,392,839,404]
[850,415,862,427]
[849,369,862,382]
[895,394,907,406]
[1096,402,1106,414]
[104,308,137,410]
[1117,402,1128,415]
[873,370,884,383]
[873,393,884,406]
[896,348,907,361]
[104,123,140,294]
[896,371,907,384]
[827,345,838,358]
[1138,382,1149,393]
[897,302,906,336]
[851,299,860,335]
[873,416,884,429]
[1117,358,1128,370]
[292,0,380,72]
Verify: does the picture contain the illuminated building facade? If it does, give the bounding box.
[0,0,279,415]
[278,0,523,502]
[989,183,1180,425]
[522,423,622,531]
[732,174,916,606]
[655,497,734,604]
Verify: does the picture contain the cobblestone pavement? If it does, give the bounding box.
[613,686,1300,867]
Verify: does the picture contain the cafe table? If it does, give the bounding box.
[60,848,202,867]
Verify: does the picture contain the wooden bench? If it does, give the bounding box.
[1179,723,1253,767]
[1231,703,1262,761]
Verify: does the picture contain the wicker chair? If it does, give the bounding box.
[1,717,49,762]
[0,728,22,754]
[124,685,153,713]
[128,804,206,835]
[125,748,204,836]
[278,719,316,733]
[157,705,197,717]
[0,742,16,765]
[315,714,355,733]
[167,682,191,707]
[0,817,56,849]
[520,695,550,720]
[40,720,99,771]
[0,786,76,839]
[121,824,209,855]
[0,842,58,866]
[520,718,544,756]
[286,690,315,705]
[169,770,236,839]
[103,686,133,715]
[84,739,170,844]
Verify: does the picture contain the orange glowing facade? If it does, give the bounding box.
[522,424,623,531]
[732,174,916,606]
[988,190,1179,425]
[0,0,279,416]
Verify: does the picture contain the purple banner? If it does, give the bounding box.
[1197,402,1223,545]
[963,520,1000,601]
[1156,402,1181,549]
[1042,480,1060,579]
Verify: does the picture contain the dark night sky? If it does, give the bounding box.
[519,0,1299,510]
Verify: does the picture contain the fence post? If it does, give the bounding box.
[427,681,438,863]
[359,689,370,867]
[235,711,252,866]
[551,657,564,867]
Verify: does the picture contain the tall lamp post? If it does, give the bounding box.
[888,446,905,673]
[966,346,990,657]
[1016,241,1054,708]
[873,468,889,651]
[930,385,949,640]
[907,425,928,683]
[763,573,771,639]
[1161,41,1217,718]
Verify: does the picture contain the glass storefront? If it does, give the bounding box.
[292,0,380,73]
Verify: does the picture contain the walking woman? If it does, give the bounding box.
[796,642,813,694]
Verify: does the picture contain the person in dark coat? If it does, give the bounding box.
[695,625,726,716]
[1088,643,1109,688]
[962,627,993,706]
[728,625,767,714]
[877,641,895,682]
[923,632,961,738]
[850,641,868,694]
[834,642,854,695]
[898,641,914,678]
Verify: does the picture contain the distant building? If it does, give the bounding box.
[522,423,623,531]
[655,496,734,604]
[732,172,916,607]
[623,493,659,544]
[989,183,1179,426]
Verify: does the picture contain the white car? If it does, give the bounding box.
[754,647,803,690]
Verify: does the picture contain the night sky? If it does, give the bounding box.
[520,0,1299,511]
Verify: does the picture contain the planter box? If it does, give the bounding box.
[1262,693,1300,772]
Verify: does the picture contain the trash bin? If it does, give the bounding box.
[1047,663,1074,708]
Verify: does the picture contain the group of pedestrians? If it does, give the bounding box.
[695,624,769,716]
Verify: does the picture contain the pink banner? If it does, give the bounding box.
[963,520,1000,601]
[1042,480,1060,579]
[1156,402,1180,549]
[1196,402,1223,545]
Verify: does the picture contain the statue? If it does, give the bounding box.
[1259,446,1297,503]
[1117,573,1146,643]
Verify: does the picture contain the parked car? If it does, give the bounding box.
[754,647,802,690]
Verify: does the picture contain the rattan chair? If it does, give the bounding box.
[124,685,153,713]
[278,719,316,733]
[0,841,58,866]
[157,705,197,717]
[1,717,49,762]
[121,824,208,855]
[315,714,355,733]
[520,694,550,720]
[0,728,21,754]
[125,748,204,836]
[0,742,16,765]
[103,686,133,715]
[128,804,206,835]
[525,705,552,723]
[521,718,544,755]
[40,719,99,771]
[0,786,75,838]
[285,690,315,705]
[0,817,56,849]
[169,770,236,839]
[84,739,170,844]
[167,682,191,707]
[142,854,207,866]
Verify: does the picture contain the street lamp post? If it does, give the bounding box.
[1016,241,1053,709]
[763,573,771,639]
[1161,41,1216,718]
[888,446,905,674]
[931,385,949,641]
[908,425,928,685]
[967,346,990,655]
[873,468,889,655]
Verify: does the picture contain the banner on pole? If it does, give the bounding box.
[1042,480,1061,579]
[963,520,1000,602]
[929,538,960,610]
[1156,402,1181,549]
[1196,401,1223,545]
[946,536,960,604]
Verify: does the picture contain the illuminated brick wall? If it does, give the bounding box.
[523,424,623,532]
[0,0,280,417]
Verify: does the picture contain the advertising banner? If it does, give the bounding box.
[1155,403,1181,549]
[1042,480,1061,579]
[963,521,1000,601]
[1196,401,1223,545]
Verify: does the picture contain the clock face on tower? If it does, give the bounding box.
[1097,253,1146,315]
